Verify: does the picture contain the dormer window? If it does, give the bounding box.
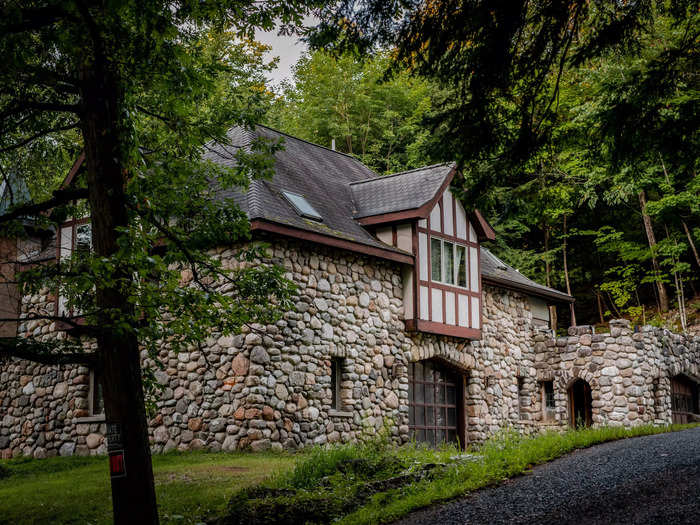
[282,190,323,221]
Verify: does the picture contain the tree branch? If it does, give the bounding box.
[0,122,79,154]
[0,187,88,224]
[0,337,96,366]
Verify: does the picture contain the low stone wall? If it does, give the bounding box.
[534,320,700,427]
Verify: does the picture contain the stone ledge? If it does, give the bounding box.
[74,415,106,424]
[328,409,353,418]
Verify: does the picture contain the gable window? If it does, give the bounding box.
[430,237,468,289]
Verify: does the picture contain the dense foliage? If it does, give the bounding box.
[266,51,437,174]
[293,2,700,329]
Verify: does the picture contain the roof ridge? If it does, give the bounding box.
[348,162,454,185]
[254,123,371,165]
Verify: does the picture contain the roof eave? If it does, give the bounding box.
[250,218,414,265]
[482,275,575,304]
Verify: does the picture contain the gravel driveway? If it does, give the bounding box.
[395,427,700,525]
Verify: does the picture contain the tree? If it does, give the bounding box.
[0,2,318,523]
[266,50,436,173]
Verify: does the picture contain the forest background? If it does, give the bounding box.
[3,7,698,333]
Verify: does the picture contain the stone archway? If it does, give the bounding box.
[568,378,593,428]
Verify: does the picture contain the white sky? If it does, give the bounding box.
[255,18,316,87]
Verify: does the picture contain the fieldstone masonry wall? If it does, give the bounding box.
[534,320,699,427]
[1,238,698,459]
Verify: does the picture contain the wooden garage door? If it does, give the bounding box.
[671,376,696,424]
[408,360,463,447]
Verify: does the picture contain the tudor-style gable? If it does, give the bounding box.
[351,163,496,339]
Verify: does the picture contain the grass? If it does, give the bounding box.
[0,451,296,525]
[218,423,700,525]
[2,423,698,525]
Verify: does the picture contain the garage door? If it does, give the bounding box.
[671,375,697,424]
[408,360,463,447]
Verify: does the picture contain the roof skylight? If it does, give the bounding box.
[282,190,323,221]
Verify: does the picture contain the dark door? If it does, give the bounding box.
[408,360,464,447]
[671,375,697,424]
[569,379,592,428]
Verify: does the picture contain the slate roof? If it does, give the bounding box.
[480,248,574,303]
[349,163,454,218]
[203,124,572,303]
[203,125,410,255]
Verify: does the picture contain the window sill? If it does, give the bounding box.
[75,415,106,424]
[329,409,353,418]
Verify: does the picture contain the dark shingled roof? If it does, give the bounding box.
[480,248,574,303]
[203,125,409,255]
[204,124,572,303]
[349,163,454,218]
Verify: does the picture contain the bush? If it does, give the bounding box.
[0,463,10,480]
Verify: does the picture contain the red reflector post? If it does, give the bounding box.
[109,451,126,478]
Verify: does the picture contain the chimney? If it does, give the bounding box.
[331,138,336,151]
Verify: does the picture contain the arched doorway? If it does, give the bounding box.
[568,379,592,428]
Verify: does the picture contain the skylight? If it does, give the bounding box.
[282,191,323,221]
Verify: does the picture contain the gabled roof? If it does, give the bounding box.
[55,124,571,302]
[204,125,414,263]
[350,163,455,219]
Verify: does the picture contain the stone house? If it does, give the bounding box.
[1,125,698,458]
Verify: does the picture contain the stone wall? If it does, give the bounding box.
[534,320,700,427]
[2,237,698,459]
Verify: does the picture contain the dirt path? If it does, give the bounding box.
[394,427,700,525]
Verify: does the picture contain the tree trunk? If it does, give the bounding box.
[562,214,576,326]
[638,190,669,312]
[544,225,558,331]
[80,61,159,525]
[682,221,700,269]
[596,290,604,324]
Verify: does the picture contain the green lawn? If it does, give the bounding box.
[3,424,698,525]
[0,451,296,525]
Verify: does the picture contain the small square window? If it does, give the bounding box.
[443,242,454,285]
[75,223,92,254]
[90,369,104,416]
[331,357,344,410]
[430,238,442,281]
[456,245,467,287]
[543,381,555,409]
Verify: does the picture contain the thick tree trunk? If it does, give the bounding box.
[562,214,576,326]
[80,62,159,525]
[638,190,669,312]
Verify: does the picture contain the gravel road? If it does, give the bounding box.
[395,427,700,525]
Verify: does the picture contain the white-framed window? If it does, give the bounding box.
[430,236,469,289]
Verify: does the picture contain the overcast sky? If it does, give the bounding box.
[255,18,317,87]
